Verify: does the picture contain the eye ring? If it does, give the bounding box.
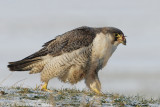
[114,33,119,37]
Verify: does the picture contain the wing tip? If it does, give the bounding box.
[7,63,16,71]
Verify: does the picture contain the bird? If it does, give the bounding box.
[8,26,126,94]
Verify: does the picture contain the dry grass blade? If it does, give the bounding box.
[11,78,27,87]
[0,73,13,86]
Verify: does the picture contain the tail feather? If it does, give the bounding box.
[8,58,41,71]
[8,47,48,72]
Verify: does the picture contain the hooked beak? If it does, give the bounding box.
[118,35,127,45]
[122,36,126,45]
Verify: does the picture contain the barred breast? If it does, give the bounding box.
[40,46,91,83]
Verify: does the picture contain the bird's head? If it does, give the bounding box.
[114,33,126,45]
[107,27,127,45]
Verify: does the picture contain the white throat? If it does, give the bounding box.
[91,33,118,69]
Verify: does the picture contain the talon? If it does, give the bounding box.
[41,82,53,92]
[89,79,101,95]
[42,88,53,92]
[92,88,101,94]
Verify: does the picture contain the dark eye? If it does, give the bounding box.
[115,33,118,37]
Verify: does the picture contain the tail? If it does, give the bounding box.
[8,58,41,71]
[8,48,48,73]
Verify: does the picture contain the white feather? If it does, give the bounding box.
[91,33,118,69]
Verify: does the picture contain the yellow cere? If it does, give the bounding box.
[115,33,121,38]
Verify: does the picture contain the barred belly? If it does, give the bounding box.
[40,46,91,83]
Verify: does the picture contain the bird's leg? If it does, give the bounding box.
[85,72,101,95]
[41,82,47,90]
[90,79,101,94]
[41,82,53,92]
[85,61,103,95]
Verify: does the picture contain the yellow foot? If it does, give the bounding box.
[41,82,53,92]
[91,88,102,95]
[41,88,53,92]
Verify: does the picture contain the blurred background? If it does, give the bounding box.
[0,0,160,98]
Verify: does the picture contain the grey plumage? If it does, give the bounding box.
[8,26,126,93]
[8,27,94,69]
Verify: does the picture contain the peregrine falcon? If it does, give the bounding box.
[8,26,126,94]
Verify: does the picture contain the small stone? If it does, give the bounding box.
[0,91,6,95]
